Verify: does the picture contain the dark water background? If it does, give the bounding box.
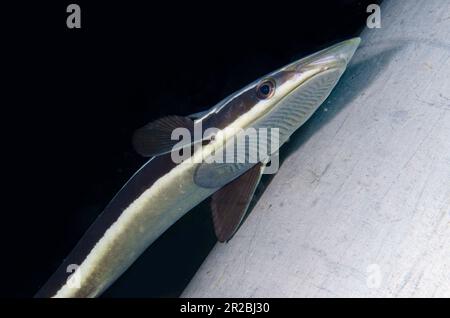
[2,0,380,297]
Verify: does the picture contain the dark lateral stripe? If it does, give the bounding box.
[36,77,265,297]
[35,153,177,297]
[203,86,261,131]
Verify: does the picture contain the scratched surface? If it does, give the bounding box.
[182,0,450,297]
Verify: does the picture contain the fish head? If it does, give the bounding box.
[264,37,361,104]
[194,38,361,188]
[207,37,361,136]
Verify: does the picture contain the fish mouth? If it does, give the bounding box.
[311,37,361,66]
[273,37,361,104]
[289,37,361,73]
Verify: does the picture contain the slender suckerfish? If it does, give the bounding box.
[36,38,360,298]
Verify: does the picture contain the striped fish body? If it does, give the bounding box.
[36,38,360,297]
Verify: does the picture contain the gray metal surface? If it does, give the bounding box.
[182,0,450,297]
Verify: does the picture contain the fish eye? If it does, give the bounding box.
[256,79,276,99]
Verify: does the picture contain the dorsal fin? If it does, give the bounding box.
[211,162,265,242]
[132,115,195,157]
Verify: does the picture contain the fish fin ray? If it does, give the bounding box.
[132,115,195,157]
[211,162,264,242]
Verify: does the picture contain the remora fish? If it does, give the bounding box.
[36,38,360,298]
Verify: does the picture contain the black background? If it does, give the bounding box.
[2,1,379,297]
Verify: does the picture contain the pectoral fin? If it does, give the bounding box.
[211,162,265,242]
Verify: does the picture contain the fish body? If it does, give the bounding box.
[36,38,360,297]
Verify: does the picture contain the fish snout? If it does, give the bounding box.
[301,37,361,71]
